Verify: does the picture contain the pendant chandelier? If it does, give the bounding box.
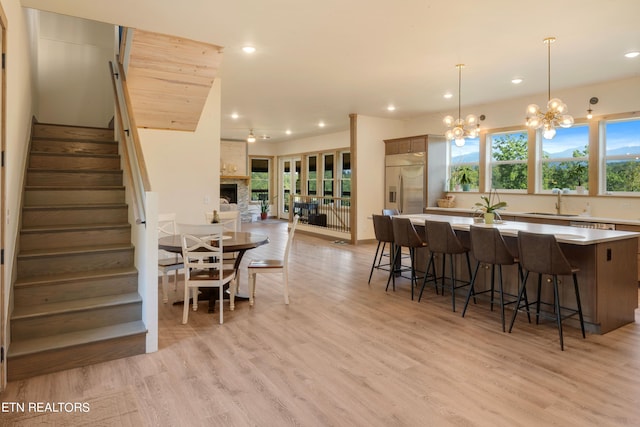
[443,64,478,147]
[525,37,574,139]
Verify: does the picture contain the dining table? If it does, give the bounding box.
[159,231,269,312]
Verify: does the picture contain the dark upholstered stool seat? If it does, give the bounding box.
[387,217,428,300]
[508,231,586,351]
[369,214,395,284]
[419,220,472,311]
[462,225,530,331]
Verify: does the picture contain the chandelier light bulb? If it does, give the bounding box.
[465,114,478,125]
[443,115,455,126]
[543,128,556,140]
[559,115,574,128]
[454,138,465,147]
[526,104,540,115]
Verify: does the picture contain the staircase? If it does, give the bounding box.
[8,123,147,381]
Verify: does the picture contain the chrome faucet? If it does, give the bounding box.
[555,191,563,215]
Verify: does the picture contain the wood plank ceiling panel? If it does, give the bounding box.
[126,29,223,131]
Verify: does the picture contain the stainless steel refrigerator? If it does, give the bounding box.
[385,153,426,214]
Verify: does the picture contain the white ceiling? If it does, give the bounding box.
[22,0,640,142]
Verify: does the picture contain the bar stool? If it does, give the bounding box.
[462,225,530,332]
[387,217,428,300]
[368,214,395,283]
[508,231,586,351]
[419,220,472,312]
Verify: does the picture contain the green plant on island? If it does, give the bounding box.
[474,189,507,220]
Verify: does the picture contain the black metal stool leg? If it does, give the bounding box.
[573,273,586,338]
[461,261,481,317]
[552,275,564,351]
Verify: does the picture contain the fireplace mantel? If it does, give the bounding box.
[221,175,250,180]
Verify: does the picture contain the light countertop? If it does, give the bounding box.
[400,213,640,245]
[426,207,640,227]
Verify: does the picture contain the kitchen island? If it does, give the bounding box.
[399,213,640,334]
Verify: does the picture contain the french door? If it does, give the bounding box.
[279,157,301,219]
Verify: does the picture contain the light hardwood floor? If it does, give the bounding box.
[2,220,640,426]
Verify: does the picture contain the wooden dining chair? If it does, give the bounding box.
[181,225,237,325]
[247,215,299,306]
[158,213,184,303]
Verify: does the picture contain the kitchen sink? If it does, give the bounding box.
[524,212,576,217]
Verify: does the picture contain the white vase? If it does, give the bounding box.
[576,185,585,195]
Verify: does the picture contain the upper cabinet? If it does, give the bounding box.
[384,135,427,155]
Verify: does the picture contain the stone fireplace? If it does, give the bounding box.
[220,178,252,222]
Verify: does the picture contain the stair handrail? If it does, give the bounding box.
[109,59,151,225]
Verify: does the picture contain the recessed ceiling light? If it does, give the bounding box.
[624,51,640,58]
[444,93,453,99]
[231,113,239,119]
[285,130,292,135]
[387,105,396,111]
[318,121,326,128]
[242,46,256,54]
[511,78,523,84]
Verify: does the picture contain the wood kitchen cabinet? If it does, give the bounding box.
[384,135,427,155]
[614,224,640,282]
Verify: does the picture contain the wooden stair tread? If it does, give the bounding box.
[21,223,130,233]
[30,151,119,159]
[32,136,117,144]
[9,320,147,358]
[23,203,128,210]
[12,292,141,319]
[14,266,137,287]
[25,185,125,190]
[18,243,134,258]
[28,168,122,174]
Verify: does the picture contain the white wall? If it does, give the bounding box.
[355,115,405,240]
[138,79,221,224]
[2,0,37,382]
[34,10,114,127]
[249,130,350,157]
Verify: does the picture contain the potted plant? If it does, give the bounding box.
[474,189,507,224]
[458,166,473,191]
[259,194,277,220]
[569,162,587,194]
[260,198,270,220]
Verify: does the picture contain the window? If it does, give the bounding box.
[250,158,270,201]
[541,124,589,192]
[307,155,317,195]
[449,137,479,191]
[604,118,640,193]
[323,153,334,199]
[490,130,528,190]
[340,151,351,206]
